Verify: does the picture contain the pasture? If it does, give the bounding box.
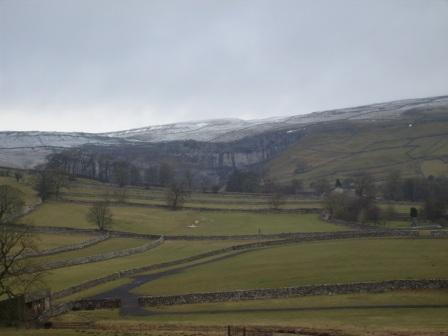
[20,201,345,235]
[133,239,448,295]
[266,120,448,183]
[50,290,448,334]
[1,174,447,336]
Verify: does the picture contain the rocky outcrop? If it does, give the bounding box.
[2,95,448,182]
[47,127,304,186]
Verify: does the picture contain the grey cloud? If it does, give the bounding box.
[1,0,447,132]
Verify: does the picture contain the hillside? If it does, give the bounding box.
[0,132,126,169]
[266,115,448,184]
[0,95,447,186]
[103,95,448,142]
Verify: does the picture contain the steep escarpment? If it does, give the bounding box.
[2,95,448,187]
[48,128,304,187]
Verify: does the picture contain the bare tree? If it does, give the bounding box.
[159,163,174,187]
[144,166,159,186]
[113,187,128,203]
[113,161,130,188]
[0,228,44,299]
[129,166,141,185]
[383,170,402,201]
[34,169,68,202]
[0,186,44,299]
[184,169,194,190]
[165,183,190,210]
[14,172,23,183]
[86,202,113,231]
[354,172,376,200]
[269,192,286,210]
[291,179,303,194]
[0,185,25,224]
[312,178,331,196]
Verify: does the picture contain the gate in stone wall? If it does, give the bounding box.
[227,326,273,336]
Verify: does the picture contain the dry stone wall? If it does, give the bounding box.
[161,229,420,241]
[44,299,120,318]
[51,231,428,300]
[138,279,448,307]
[36,236,164,271]
[61,197,322,214]
[20,233,110,259]
[10,223,432,241]
[431,230,448,237]
[71,298,121,310]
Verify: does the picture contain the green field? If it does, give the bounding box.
[134,239,448,295]
[61,179,323,210]
[42,240,241,293]
[0,175,39,206]
[421,159,448,177]
[31,233,93,250]
[54,277,133,303]
[2,172,448,335]
[44,289,448,335]
[145,289,448,331]
[20,201,344,235]
[62,193,323,210]
[31,237,146,265]
[0,331,99,336]
[266,120,448,184]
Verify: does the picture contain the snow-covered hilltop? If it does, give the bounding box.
[0,131,122,149]
[0,132,123,169]
[1,94,447,169]
[103,95,448,143]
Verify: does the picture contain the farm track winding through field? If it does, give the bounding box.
[89,249,253,316]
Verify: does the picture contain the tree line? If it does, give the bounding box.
[322,171,448,225]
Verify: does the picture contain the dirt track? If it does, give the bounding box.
[89,249,252,316]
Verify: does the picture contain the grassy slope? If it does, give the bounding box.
[20,201,344,234]
[31,238,145,264]
[19,201,91,228]
[266,120,448,184]
[63,193,323,210]
[62,179,323,210]
[54,278,133,303]
[32,233,93,250]
[42,240,241,292]
[111,207,341,235]
[2,291,448,335]
[0,175,39,206]
[0,331,96,336]
[134,239,448,295]
[147,290,448,330]
[50,290,448,333]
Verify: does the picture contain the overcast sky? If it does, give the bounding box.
[1,0,448,133]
